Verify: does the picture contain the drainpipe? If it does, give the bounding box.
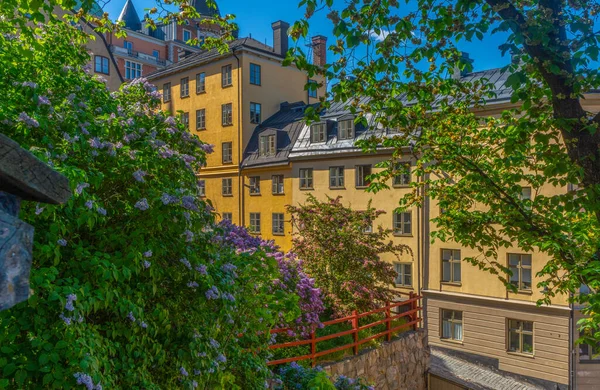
[422,170,430,335]
[232,48,243,227]
[416,168,421,294]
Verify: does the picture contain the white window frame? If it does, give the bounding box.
[272,213,285,235]
[329,166,345,188]
[299,168,313,189]
[222,103,233,126]
[394,263,412,287]
[393,211,412,236]
[356,165,372,188]
[249,176,260,195]
[222,64,232,87]
[272,175,284,194]
[198,179,206,197]
[222,142,232,164]
[441,249,461,283]
[196,72,206,94]
[180,77,189,98]
[310,123,327,143]
[124,60,142,80]
[507,319,534,355]
[508,253,532,291]
[260,134,276,157]
[249,213,261,233]
[222,178,232,196]
[338,119,354,140]
[441,309,463,341]
[196,109,206,130]
[163,82,171,103]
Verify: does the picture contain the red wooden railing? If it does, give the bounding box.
[267,292,422,366]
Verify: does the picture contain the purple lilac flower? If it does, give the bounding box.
[18,112,39,128]
[222,292,235,302]
[187,281,199,288]
[195,265,207,275]
[22,81,37,88]
[140,321,148,328]
[65,294,77,312]
[134,198,149,211]
[200,144,214,154]
[77,315,84,323]
[180,367,189,377]
[57,239,67,247]
[89,138,102,149]
[192,381,198,388]
[97,207,107,216]
[205,286,219,300]
[59,313,72,325]
[165,116,177,126]
[161,193,177,205]
[221,263,237,273]
[179,258,192,270]
[38,95,50,105]
[73,372,102,390]
[209,338,220,349]
[143,260,151,269]
[133,170,147,183]
[85,200,94,209]
[143,250,152,258]
[75,182,89,195]
[216,354,227,363]
[35,204,45,215]
[184,230,194,242]
[181,196,199,211]
[127,312,136,322]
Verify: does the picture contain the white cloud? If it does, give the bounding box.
[369,29,390,42]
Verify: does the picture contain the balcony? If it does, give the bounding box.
[109,45,170,67]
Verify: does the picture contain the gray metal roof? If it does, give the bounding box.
[146,37,280,80]
[241,102,309,168]
[191,0,220,18]
[117,0,142,31]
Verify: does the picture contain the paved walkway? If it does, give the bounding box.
[430,347,559,390]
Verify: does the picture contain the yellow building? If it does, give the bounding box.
[146,20,326,234]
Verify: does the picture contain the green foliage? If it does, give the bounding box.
[0,13,298,389]
[287,195,408,315]
[289,0,600,340]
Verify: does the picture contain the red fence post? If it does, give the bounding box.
[409,292,417,331]
[386,301,391,342]
[352,310,358,355]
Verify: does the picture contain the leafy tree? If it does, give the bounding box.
[287,0,600,342]
[287,195,407,316]
[0,16,301,389]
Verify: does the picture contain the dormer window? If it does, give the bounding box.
[338,119,354,140]
[310,123,327,143]
[259,134,276,156]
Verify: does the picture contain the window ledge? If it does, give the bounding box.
[329,187,346,190]
[249,193,261,196]
[440,338,464,345]
[395,285,414,290]
[509,289,533,295]
[222,123,234,127]
[392,184,411,188]
[507,351,535,359]
[180,95,190,99]
[222,194,234,197]
[163,100,171,104]
[578,360,600,364]
[355,186,369,189]
[197,128,207,131]
[393,233,413,237]
[222,162,233,165]
[196,91,206,95]
[300,187,314,191]
[272,193,285,196]
[272,233,285,236]
[222,84,233,89]
[441,282,462,287]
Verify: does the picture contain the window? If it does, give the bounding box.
[180,77,189,98]
[329,166,345,188]
[311,123,327,143]
[196,72,206,94]
[356,165,372,188]
[222,103,233,126]
[507,319,534,355]
[152,50,160,59]
[520,186,532,210]
[272,175,284,194]
[338,119,354,140]
[393,212,411,235]
[579,332,600,362]
[299,168,313,189]
[249,176,260,195]
[250,102,262,124]
[308,79,318,98]
[441,310,463,341]
[124,61,142,80]
[272,213,285,235]
[198,179,205,197]
[183,29,192,42]
[163,83,171,103]
[249,213,261,233]
[260,134,276,157]
[222,212,232,222]
[393,163,411,187]
[222,142,232,164]
[394,263,412,287]
[363,220,373,233]
[180,112,189,129]
[222,64,232,87]
[508,254,532,291]
[442,249,461,283]
[250,63,261,85]
[196,109,206,130]
[124,40,133,52]
[94,56,109,75]
[222,178,232,196]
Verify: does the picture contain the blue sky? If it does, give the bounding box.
[102,0,511,72]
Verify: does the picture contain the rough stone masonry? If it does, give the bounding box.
[0,134,70,311]
[322,330,429,390]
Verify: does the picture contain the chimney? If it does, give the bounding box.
[312,35,327,67]
[271,21,290,57]
[452,51,473,79]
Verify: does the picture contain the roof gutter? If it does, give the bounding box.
[232,47,243,227]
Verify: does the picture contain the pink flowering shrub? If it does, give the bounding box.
[0,18,302,389]
[287,195,409,316]
[215,220,325,336]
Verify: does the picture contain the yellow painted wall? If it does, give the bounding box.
[242,165,294,252]
[291,154,422,294]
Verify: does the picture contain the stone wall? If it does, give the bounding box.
[322,330,429,390]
